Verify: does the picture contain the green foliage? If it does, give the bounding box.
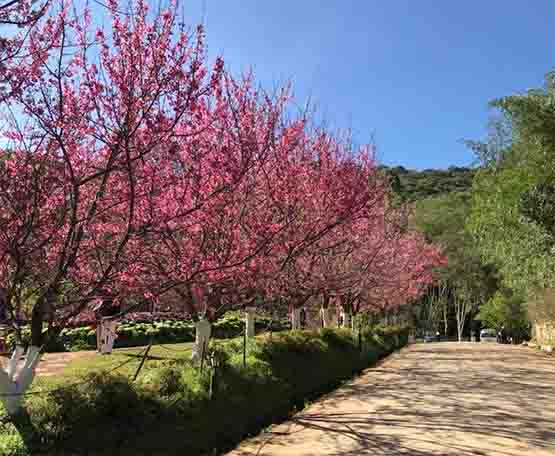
[519,183,555,238]
[477,291,530,341]
[115,320,195,348]
[0,326,407,456]
[414,191,500,307]
[380,165,475,202]
[414,191,472,243]
[212,311,286,339]
[468,71,555,297]
[152,367,184,397]
[462,112,512,168]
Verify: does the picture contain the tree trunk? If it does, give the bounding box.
[30,298,47,347]
[321,307,330,328]
[0,290,55,414]
[339,294,353,329]
[321,293,331,328]
[341,309,352,329]
[454,294,470,343]
[291,307,302,330]
[0,345,42,415]
[191,318,212,362]
[245,307,256,338]
[443,300,448,336]
[456,302,462,342]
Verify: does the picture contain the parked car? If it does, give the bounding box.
[480,328,497,343]
[423,332,435,343]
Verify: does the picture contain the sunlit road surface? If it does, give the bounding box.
[228,342,555,456]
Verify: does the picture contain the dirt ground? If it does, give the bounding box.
[228,342,555,456]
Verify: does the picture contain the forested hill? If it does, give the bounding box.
[379,165,476,201]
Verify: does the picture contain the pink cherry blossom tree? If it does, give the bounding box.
[305,195,446,328]
[0,0,224,412]
[0,0,449,416]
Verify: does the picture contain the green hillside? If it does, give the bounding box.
[380,165,475,201]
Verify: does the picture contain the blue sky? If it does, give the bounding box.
[172,1,554,170]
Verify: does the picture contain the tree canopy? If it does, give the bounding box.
[380,165,475,202]
[468,72,555,297]
[0,0,444,412]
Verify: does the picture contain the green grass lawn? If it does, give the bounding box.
[64,342,194,375]
[32,342,194,391]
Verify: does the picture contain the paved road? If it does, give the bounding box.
[228,343,555,456]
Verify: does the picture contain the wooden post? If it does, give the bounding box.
[132,338,153,382]
[209,352,216,399]
[200,340,207,374]
[245,307,256,338]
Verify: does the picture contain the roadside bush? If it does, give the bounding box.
[0,325,407,456]
[152,367,184,397]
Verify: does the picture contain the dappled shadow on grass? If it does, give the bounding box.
[118,352,172,362]
[55,344,194,378]
[232,343,555,455]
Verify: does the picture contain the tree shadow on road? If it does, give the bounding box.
[232,343,555,455]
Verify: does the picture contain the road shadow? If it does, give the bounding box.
[231,343,555,455]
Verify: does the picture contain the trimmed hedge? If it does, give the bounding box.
[5,312,288,353]
[0,325,408,456]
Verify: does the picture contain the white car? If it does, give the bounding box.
[480,328,498,343]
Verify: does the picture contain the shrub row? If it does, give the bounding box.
[0,325,408,456]
[4,312,289,353]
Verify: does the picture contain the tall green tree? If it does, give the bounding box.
[413,192,500,339]
[468,72,555,297]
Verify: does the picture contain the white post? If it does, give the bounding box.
[341,309,352,329]
[291,307,302,330]
[191,318,212,361]
[0,345,42,415]
[99,318,118,354]
[7,345,24,379]
[245,307,256,338]
[321,307,330,328]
